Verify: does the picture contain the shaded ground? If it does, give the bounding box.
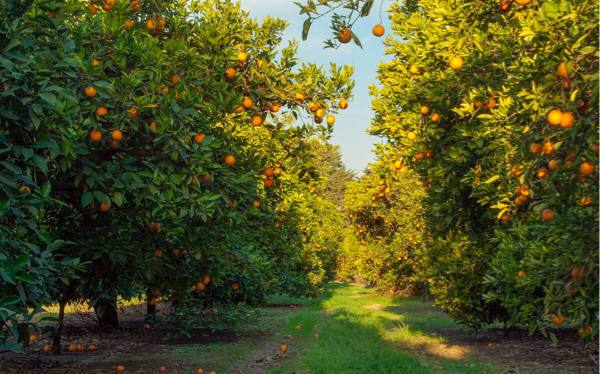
[1,283,597,374]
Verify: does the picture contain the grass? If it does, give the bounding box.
[268,282,497,374]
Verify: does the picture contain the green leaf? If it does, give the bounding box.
[12,254,30,271]
[483,175,500,184]
[0,260,16,285]
[302,18,312,41]
[93,191,111,205]
[82,192,93,207]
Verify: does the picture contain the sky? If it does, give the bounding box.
[239,0,393,174]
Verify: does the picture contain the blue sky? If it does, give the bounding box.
[240,0,393,174]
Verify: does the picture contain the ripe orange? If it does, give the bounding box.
[530,143,541,154]
[541,209,554,221]
[488,98,497,109]
[264,178,274,187]
[89,345,96,350]
[499,0,512,12]
[77,345,84,352]
[44,345,52,352]
[420,106,429,114]
[551,315,564,325]
[234,105,244,113]
[232,283,239,290]
[560,112,574,128]
[581,196,592,206]
[96,107,108,116]
[88,4,98,15]
[146,18,156,30]
[265,168,274,177]
[372,24,385,37]
[280,344,287,351]
[116,366,125,372]
[158,366,167,373]
[149,297,157,305]
[295,92,306,100]
[112,130,123,141]
[225,155,236,165]
[316,108,326,118]
[571,268,584,279]
[326,115,335,124]
[237,51,248,62]
[593,145,599,155]
[229,200,236,208]
[225,67,236,79]
[153,250,162,258]
[196,283,205,291]
[511,165,523,176]
[201,174,210,182]
[194,133,205,144]
[90,130,102,141]
[254,201,260,207]
[130,1,139,11]
[430,113,439,122]
[251,115,263,126]
[557,62,569,78]
[415,152,424,160]
[449,56,463,70]
[338,28,352,43]
[314,334,319,339]
[171,75,180,85]
[93,59,100,66]
[243,98,253,109]
[580,162,593,176]
[271,104,280,112]
[425,149,433,157]
[69,344,78,352]
[85,86,97,97]
[407,131,417,140]
[548,160,559,170]
[537,167,549,179]
[518,270,526,278]
[339,99,349,109]
[128,107,138,118]
[409,65,419,75]
[144,324,150,329]
[150,122,157,134]
[308,101,319,111]
[501,214,510,221]
[547,109,563,125]
[100,203,110,212]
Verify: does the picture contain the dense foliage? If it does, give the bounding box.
[0,0,352,352]
[300,0,599,341]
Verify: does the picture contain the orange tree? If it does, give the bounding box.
[338,147,427,294]
[302,0,598,340]
[0,0,353,352]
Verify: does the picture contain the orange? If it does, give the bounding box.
[314,334,319,339]
[232,283,239,290]
[314,117,323,124]
[93,59,100,66]
[264,178,274,187]
[296,325,300,330]
[150,122,157,134]
[274,222,280,228]
[474,101,483,108]
[237,51,247,61]
[571,268,584,279]
[265,168,274,177]
[552,315,564,325]
[449,56,463,70]
[225,155,236,165]
[547,109,563,125]
[420,106,429,114]
[415,153,424,160]
[518,270,526,278]
[229,200,236,208]
[243,98,253,109]
[149,297,157,305]
[146,18,156,30]
[253,201,260,207]
[197,370,204,374]
[90,130,102,141]
[69,344,78,352]
[225,67,236,79]
[85,86,97,97]
[112,130,123,141]
[195,283,205,291]
[593,145,599,155]
[77,345,85,352]
[251,115,262,126]
[130,1,139,11]
[557,62,569,78]
[158,366,167,373]
[511,165,523,176]
[44,345,52,352]
[425,149,433,157]
[338,28,352,43]
[295,92,306,100]
[153,250,162,258]
[201,174,210,182]
[100,203,110,212]
[116,366,125,372]
[308,101,319,111]
[88,4,98,15]
[128,107,138,118]
[580,162,594,175]
[326,115,335,124]
[316,108,326,118]
[548,160,559,170]
[537,167,549,179]
[29,335,37,342]
[194,133,205,144]
[144,324,150,329]
[430,113,439,122]
[154,223,161,232]
[407,131,417,140]
[559,111,575,127]
[501,214,510,221]
[339,99,349,109]
[488,98,497,109]
[372,24,385,37]
[581,196,592,206]
[89,345,96,350]
[96,107,108,116]
[409,65,419,75]
[280,344,287,351]
[171,75,180,85]
[530,143,541,154]
[499,0,512,12]
[234,105,244,113]
[541,209,554,221]
[271,104,280,112]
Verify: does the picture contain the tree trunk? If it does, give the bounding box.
[52,298,67,355]
[146,301,156,321]
[94,298,119,331]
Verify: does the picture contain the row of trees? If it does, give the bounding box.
[0,0,351,352]
[299,0,598,341]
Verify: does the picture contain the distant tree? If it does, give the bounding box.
[312,141,356,208]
